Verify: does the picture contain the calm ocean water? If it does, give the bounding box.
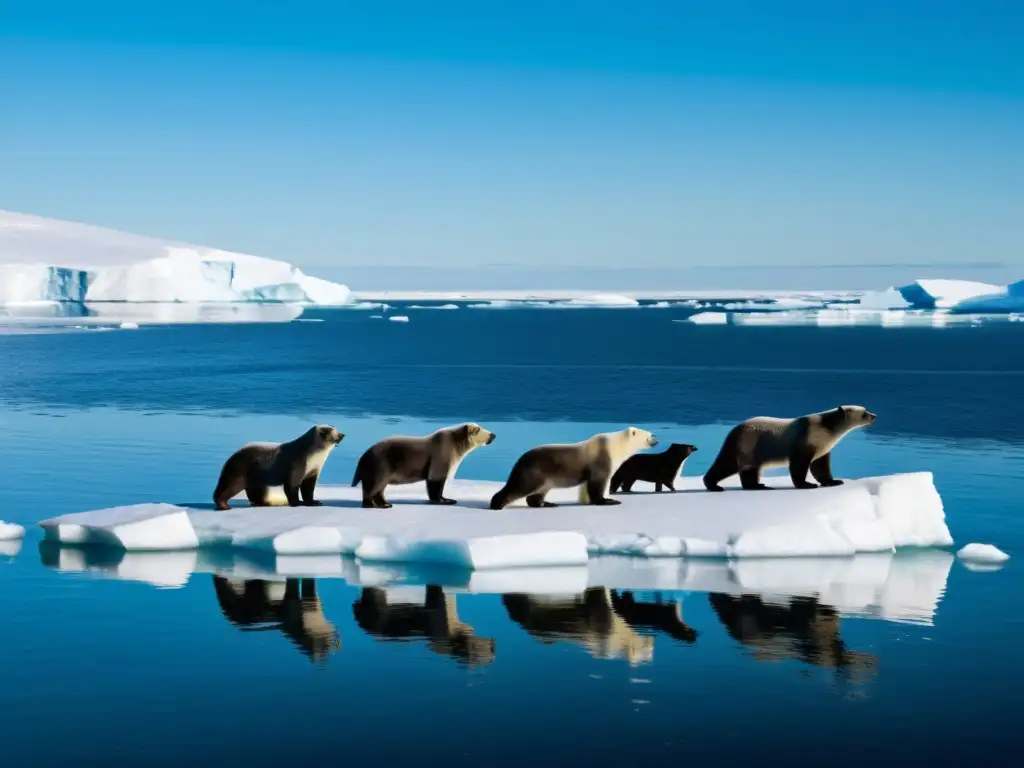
[1,305,1022,765]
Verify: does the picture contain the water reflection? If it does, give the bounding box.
[708,593,876,682]
[610,590,698,644]
[212,577,341,663]
[503,587,655,666]
[353,585,496,667]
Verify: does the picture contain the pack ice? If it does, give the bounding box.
[0,210,352,305]
[38,473,953,569]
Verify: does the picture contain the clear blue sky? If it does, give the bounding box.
[1,1,1021,287]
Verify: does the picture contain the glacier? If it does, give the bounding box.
[0,210,352,306]
[38,472,954,569]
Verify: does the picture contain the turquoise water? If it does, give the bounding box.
[1,307,1022,764]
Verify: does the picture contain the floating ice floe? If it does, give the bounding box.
[0,210,353,306]
[0,521,26,541]
[685,311,729,325]
[38,473,953,571]
[388,315,410,323]
[956,543,1010,565]
[465,293,641,309]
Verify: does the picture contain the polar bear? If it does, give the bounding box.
[489,426,658,510]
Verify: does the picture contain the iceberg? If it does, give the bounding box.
[857,279,1004,310]
[38,473,953,568]
[949,280,1024,314]
[0,210,352,306]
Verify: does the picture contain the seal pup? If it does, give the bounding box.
[702,405,876,492]
[212,425,345,510]
[351,422,496,509]
[489,427,657,510]
[609,442,698,494]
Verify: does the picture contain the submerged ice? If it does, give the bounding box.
[39,473,953,569]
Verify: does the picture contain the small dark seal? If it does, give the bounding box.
[609,442,698,494]
[212,425,344,510]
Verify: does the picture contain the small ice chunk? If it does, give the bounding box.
[0,521,26,540]
[119,321,139,329]
[389,315,410,323]
[956,543,1010,564]
[686,311,729,325]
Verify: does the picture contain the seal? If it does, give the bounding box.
[488,426,657,510]
[609,442,698,494]
[212,424,345,510]
[350,422,496,509]
[702,405,876,492]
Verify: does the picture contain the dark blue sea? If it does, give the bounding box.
[1,305,1021,766]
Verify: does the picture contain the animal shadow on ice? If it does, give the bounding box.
[212,577,342,663]
[502,587,698,666]
[352,585,496,667]
[708,593,877,684]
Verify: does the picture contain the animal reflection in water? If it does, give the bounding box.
[352,585,496,667]
[708,593,877,682]
[212,577,341,663]
[502,588,698,665]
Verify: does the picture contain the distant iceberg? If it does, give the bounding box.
[0,210,353,306]
[948,280,1024,314]
[856,279,1018,312]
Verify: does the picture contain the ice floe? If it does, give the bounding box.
[38,473,953,571]
[956,543,1010,565]
[0,521,26,540]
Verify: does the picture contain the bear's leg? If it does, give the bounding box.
[809,452,843,487]
[739,468,771,491]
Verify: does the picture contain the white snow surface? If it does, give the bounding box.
[0,521,26,540]
[0,210,352,305]
[38,473,952,569]
[956,543,1010,564]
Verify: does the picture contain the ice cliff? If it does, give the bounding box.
[0,210,352,305]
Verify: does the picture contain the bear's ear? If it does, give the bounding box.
[836,406,847,416]
[629,427,637,437]
[459,424,471,441]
